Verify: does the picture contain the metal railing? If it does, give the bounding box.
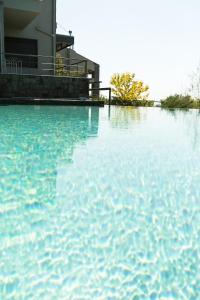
[0,52,88,77]
[3,57,23,75]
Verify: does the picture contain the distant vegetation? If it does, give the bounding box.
[110,72,152,106]
[161,94,200,109]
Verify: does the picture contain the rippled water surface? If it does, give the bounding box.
[1,106,200,300]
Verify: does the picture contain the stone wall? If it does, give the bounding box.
[0,74,89,98]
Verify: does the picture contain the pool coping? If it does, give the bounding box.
[0,98,104,107]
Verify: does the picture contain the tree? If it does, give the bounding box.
[110,72,149,101]
[188,63,200,100]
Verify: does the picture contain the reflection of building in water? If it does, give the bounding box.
[0,106,99,203]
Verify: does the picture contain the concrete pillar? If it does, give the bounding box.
[52,0,56,76]
[0,0,4,73]
[92,64,100,99]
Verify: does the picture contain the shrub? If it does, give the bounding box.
[161,94,200,109]
[110,99,154,107]
[92,96,154,107]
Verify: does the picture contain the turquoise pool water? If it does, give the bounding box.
[1,106,200,300]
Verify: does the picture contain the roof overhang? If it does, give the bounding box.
[4,7,39,30]
[56,34,74,52]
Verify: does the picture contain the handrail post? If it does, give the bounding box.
[109,88,111,106]
[0,1,5,74]
[84,60,88,77]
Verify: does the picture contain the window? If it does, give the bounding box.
[5,37,38,68]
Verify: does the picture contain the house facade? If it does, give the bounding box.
[0,0,100,99]
[0,0,57,74]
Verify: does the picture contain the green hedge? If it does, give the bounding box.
[161,94,200,109]
[104,99,154,107]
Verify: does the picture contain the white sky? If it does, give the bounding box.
[57,0,200,100]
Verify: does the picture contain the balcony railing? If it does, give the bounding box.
[0,53,89,78]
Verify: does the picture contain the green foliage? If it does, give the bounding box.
[98,95,109,102]
[110,99,154,106]
[96,95,154,106]
[110,72,149,101]
[56,54,85,77]
[56,54,65,76]
[161,94,200,109]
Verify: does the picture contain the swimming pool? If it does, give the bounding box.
[1,106,200,299]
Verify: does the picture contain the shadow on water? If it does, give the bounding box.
[0,106,100,204]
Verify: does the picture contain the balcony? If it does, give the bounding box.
[2,52,89,78]
[56,34,75,52]
[4,0,41,29]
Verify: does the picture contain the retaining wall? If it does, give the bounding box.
[0,74,89,98]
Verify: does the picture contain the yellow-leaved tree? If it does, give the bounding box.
[110,72,149,101]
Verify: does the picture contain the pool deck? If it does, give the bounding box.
[0,98,104,107]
